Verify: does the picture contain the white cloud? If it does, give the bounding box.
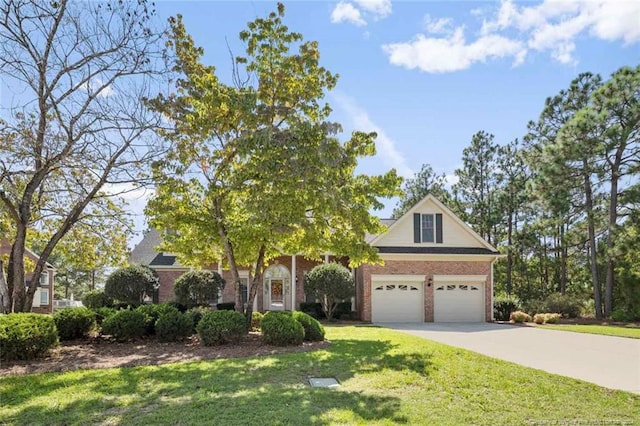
[331,2,366,26]
[332,92,413,179]
[354,0,392,19]
[385,0,640,73]
[382,27,526,73]
[80,77,114,98]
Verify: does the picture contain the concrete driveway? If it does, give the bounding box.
[384,322,640,394]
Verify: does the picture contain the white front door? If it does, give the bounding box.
[269,278,285,311]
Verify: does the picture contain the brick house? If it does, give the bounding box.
[130,195,501,322]
[0,239,56,314]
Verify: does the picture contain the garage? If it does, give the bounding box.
[371,275,424,322]
[434,277,485,322]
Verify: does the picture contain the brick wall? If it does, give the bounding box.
[155,269,188,303]
[357,259,492,322]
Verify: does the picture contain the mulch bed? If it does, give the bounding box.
[0,332,331,377]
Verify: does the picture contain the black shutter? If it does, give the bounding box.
[436,213,443,243]
[413,213,421,243]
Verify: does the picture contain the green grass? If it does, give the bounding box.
[540,324,640,339]
[1,326,638,425]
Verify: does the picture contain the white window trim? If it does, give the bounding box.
[39,272,49,286]
[421,213,435,243]
[432,275,487,282]
[39,288,49,305]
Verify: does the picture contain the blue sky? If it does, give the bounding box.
[125,0,639,244]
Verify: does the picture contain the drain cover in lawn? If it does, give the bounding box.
[309,378,340,388]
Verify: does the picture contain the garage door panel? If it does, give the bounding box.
[371,280,423,323]
[434,283,484,322]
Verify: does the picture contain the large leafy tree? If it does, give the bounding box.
[0,0,166,312]
[392,163,450,218]
[146,4,400,325]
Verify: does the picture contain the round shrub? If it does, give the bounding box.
[82,290,113,309]
[156,311,193,342]
[305,263,354,321]
[197,310,246,346]
[186,306,211,333]
[493,294,521,321]
[174,270,225,308]
[261,311,304,346]
[251,311,264,332]
[533,313,546,324]
[105,265,159,306]
[101,310,147,341]
[135,303,179,335]
[0,313,59,361]
[93,307,118,326]
[292,311,325,342]
[509,311,532,323]
[544,293,583,318]
[544,313,561,324]
[54,307,96,340]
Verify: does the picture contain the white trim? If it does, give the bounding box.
[490,258,496,321]
[324,254,329,263]
[150,266,190,271]
[420,213,435,243]
[39,288,49,305]
[432,275,487,282]
[369,194,498,252]
[372,274,426,281]
[380,253,502,262]
[291,255,297,311]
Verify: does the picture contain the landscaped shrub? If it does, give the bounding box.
[197,310,246,346]
[544,293,583,318]
[167,301,188,313]
[261,311,304,346]
[186,306,211,332]
[216,302,235,311]
[105,265,159,306]
[494,294,521,321]
[299,302,324,319]
[533,313,546,324]
[92,307,118,326]
[53,307,96,340]
[509,311,531,323]
[251,311,264,332]
[335,301,353,320]
[544,313,561,324]
[101,310,147,341]
[135,303,179,335]
[522,299,546,317]
[174,270,225,308]
[156,311,193,342]
[0,313,59,361]
[82,290,113,309]
[292,311,325,342]
[304,263,354,321]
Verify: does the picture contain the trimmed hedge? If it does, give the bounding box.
[174,270,225,308]
[0,313,59,361]
[186,306,211,333]
[251,311,264,332]
[510,311,532,323]
[53,307,96,340]
[81,290,113,309]
[261,311,304,346]
[135,303,180,335]
[300,302,324,319]
[292,311,325,342]
[167,301,188,313]
[156,311,193,342]
[101,310,147,341]
[92,307,118,326]
[216,302,236,311]
[197,310,246,346]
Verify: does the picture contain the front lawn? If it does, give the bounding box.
[1,326,638,425]
[539,324,640,339]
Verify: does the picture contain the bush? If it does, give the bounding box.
[261,311,304,346]
[216,302,236,311]
[174,270,225,308]
[292,311,325,342]
[533,313,546,324]
[251,311,263,332]
[299,302,324,319]
[510,311,531,323]
[105,265,158,306]
[493,294,521,321]
[197,310,246,346]
[544,293,583,318]
[135,303,179,335]
[611,308,640,322]
[335,301,353,319]
[92,307,118,325]
[82,290,113,309]
[186,306,211,332]
[305,263,354,321]
[522,299,546,317]
[53,307,96,340]
[101,310,147,341]
[544,313,561,324]
[0,313,59,361]
[167,301,188,313]
[156,311,193,342]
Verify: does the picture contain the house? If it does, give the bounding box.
[130,195,501,322]
[0,239,56,314]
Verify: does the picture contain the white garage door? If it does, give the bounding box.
[371,276,424,323]
[434,283,484,322]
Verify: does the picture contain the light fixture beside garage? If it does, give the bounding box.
[427,277,433,287]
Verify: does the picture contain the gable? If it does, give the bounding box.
[371,195,497,251]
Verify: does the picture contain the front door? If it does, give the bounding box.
[270,279,284,310]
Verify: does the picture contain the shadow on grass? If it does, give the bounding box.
[1,338,433,424]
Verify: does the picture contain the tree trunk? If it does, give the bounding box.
[506,207,513,294]
[244,245,266,330]
[560,223,567,295]
[583,159,602,319]
[604,156,621,318]
[8,223,29,312]
[0,260,10,314]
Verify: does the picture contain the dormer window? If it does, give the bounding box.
[413,213,443,244]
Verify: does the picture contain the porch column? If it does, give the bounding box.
[324,254,329,263]
[291,255,297,311]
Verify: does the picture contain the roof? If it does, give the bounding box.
[149,253,178,266]
[365,218,397,243]
[0,239,55,270]
[129,229,163,265]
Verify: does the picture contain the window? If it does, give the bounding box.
[459,285,468,290]
[40,289,49,305]
[446,285,456,291]
[39,273,48,286]
[421,214,434,243]
[435,286,444,291]
[385,284,396,290]
[239,278,249,306]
